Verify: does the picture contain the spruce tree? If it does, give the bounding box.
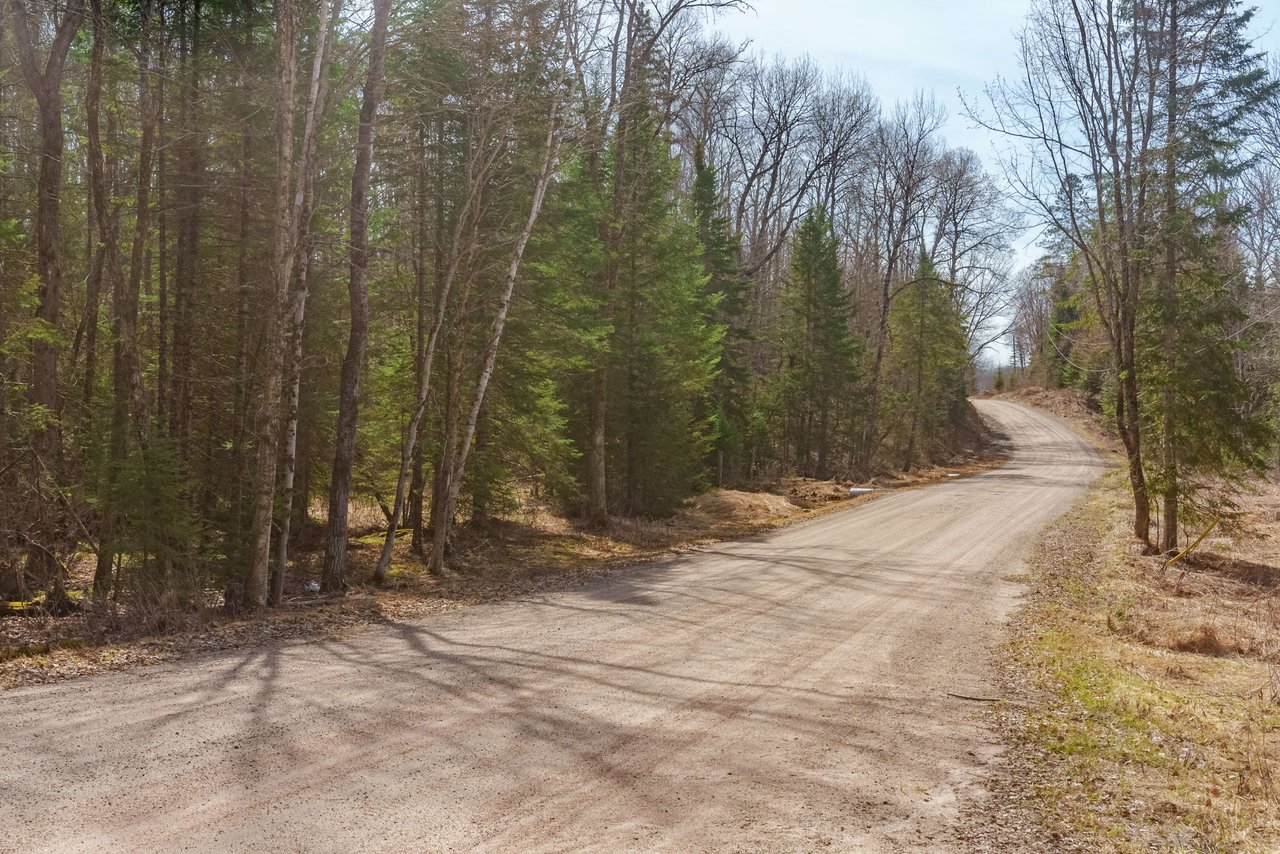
[691,152,750,486]
[1139,261,1271,536]
[608,122,723,515]
[773,210,860,479]
[884,254,969,471]
[1144,0,1277,549]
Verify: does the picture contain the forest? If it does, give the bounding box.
[0,0,1275,623]
[1000,0,1280,553]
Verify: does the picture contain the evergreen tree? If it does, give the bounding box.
[884,254,969,471]
[773,210,860,479]
[1144,0,1277,549]
[608,123,723,515]
[691,152,751,486]
[1047,265,1083,389]
[87,430,202,612]
[1139,261,1272,535]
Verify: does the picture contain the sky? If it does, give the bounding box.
[713,0,1029,159]
[713,0,1280,262]
[712,0,1280,363]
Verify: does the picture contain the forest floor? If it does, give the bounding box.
[964,389,1280,852]
[0,450,1000,691]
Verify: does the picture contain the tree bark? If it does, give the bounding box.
[156,36,170,422]
[10,0,86,609]
[585,365,609,523]
[244,0,300,610]
[1159,0,1180,554]
[408,123,432,555]
[274,0,341,605]
[322,0,392,591]
[87,0,126,594]
[170,0,202,458]
[369,103,498,584]
[231,0,256,566]
[429,99,565,572]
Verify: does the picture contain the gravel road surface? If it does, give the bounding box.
[1,400,1104,852]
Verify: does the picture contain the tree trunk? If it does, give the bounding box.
[408,122,431,555]
[10,0,86,609]
[426,358,463,572]
[231,0,256,566]
[121,0,156,436]
[156,39,170,421]
[272,285,307,605]
[585,365,609,524]
[88,0,128,595]
[409,441,426,554]
[322,0,392,591]
[428,112,561,573]
[1116,320,1151,547]
[369,104,494,584]
[903,279,926,473]
[244,0,300,610]
[858,270,894,476]
[1159,1,1180,554]
[170,0,202,458]
[274,0,340,605]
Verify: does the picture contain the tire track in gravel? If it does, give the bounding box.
[0,400,1105,853]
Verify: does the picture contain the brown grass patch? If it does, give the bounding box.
[1167,624,1237,658]
[990,466,1280,851]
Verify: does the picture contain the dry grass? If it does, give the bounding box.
[1125,482,1280,667]
[989,391,1280,852]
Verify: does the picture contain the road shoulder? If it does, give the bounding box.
[962,396,1280,852]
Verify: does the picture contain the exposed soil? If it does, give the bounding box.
[989,386,1119,452]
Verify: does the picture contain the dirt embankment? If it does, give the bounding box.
[968,387,1280,852]
[986,386,1118,451]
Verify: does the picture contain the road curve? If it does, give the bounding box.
[1,400,1105,853]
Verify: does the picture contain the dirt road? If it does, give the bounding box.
[1,401,1103,853]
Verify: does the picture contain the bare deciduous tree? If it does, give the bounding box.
[9,0,86,607]
[975,0,1164,545]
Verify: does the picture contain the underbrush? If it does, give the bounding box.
[0,453,1002,690]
